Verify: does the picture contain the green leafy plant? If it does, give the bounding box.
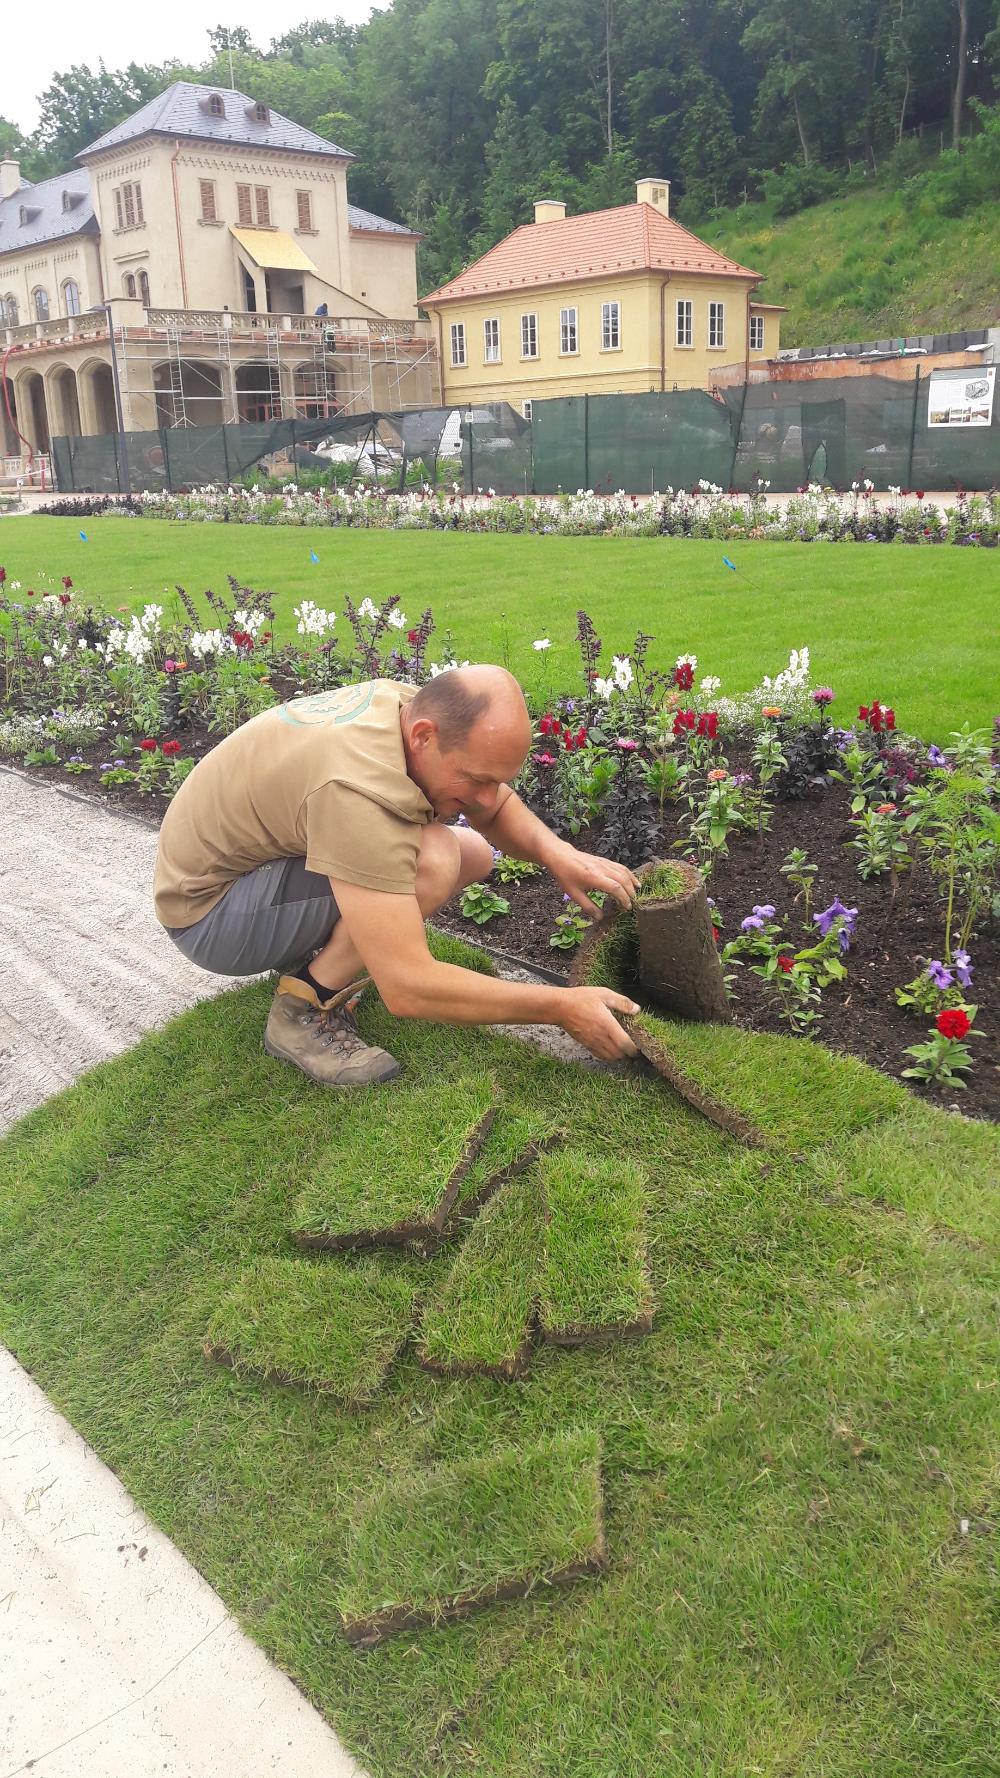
[549,891,606,950]
[780,846,819,925]
[459,884,510,925]
[24,745,59,766]
[902,1008,979,1090]
[494,855,541,885]
[848,804,910,884]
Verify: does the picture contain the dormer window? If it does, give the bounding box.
[19,205,39,227]
[248,101,269,125]
[209,93,225,117]
[62,190,72,212]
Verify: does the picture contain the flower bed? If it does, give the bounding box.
[2,565,996,1118]
[35,481,1000,545]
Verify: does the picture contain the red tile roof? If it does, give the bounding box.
[421,202,761,305]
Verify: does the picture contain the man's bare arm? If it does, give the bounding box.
[471,788,641,919]
[329,876,639,1061]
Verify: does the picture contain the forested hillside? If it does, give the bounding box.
[3,0,999,316]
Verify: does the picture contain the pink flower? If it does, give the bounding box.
[533,751,557,767]
[616,737,638,751]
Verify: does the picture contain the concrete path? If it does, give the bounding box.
[0,769,366,1778]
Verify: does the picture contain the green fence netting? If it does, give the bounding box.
[51,373,1000,497]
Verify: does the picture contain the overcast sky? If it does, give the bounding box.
[2,1,377,135]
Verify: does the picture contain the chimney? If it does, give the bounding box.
[0,156,20,201]
[533,199,566,224]
[636,177,670,216]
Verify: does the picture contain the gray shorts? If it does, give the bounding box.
[164,858,340,977]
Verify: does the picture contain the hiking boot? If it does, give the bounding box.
[263,975,402,1087]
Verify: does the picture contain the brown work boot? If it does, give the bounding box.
[263,975,402,1087]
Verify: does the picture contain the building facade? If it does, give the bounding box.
[420,181,783,415]
[0,82,438,471]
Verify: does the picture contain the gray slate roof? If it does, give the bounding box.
[78,80,354,162]
[347,203,419,237]
[0,168,97,256]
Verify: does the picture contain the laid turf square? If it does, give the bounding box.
[538,1148,654,1345]
[203,1255,418,1404]
[337,1427,607,1646]
[417,1169,545,1379]
[292,1076,496,1253]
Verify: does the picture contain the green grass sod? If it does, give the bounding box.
[625,1011,767,1146]
[291,1076,497,1253]
[416,1169,546,1380]
[537,1149,654,1346]
[9,518,1000,738]
[445,1105,565,1225]
[1,930,998,1773]
[636,860,688,901]
[337,1428,606,1647]
[570,898,641,994]
[203,1255,418,1405]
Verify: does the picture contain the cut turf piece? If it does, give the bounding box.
[569,898,640,994]
[538,1148,654,1347]
[292,1079,497,1254]
[338,1428,607,1647]
[417,1170,545,1380]
[202,1255,417,1405]
[624,1012,766,1146]
[446,1116,565,1229]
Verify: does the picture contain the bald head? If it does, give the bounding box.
[402,665,533,822]
[408,664,531,754]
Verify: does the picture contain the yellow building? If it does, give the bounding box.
[0,81,439,470]
[420,180,784,416]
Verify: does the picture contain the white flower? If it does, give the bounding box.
[42,654,53,667]
[387,609,407,630]
[675,652,697,672]
[78,637,88,650]
[532,638,551,651]
[593,675,614,701]
[699,675,721,693]
[612,654,633,691]
[358,597,378,620]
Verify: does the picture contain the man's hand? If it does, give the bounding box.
[556,986,641,1060]
[547,841,641,920]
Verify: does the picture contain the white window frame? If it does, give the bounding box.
[520,311,538,359]
[33,287,49,322]
[522,399,533,420]
[483,316,501,363]
[749,313,765,351]
[559,305,578,355]
[62,279,81,316]
[450,321,467,368]
[709,301,725,350]
[601,300,621,351]
[676,298,693,348]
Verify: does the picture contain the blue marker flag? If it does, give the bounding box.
[309,550,320,563]
[79,531,88,541]
[722,556,736,572]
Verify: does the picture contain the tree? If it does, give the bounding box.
[32,62,170,175]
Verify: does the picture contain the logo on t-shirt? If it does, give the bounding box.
[279,684,378,727]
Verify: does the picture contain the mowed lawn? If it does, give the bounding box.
[5,515,999,738]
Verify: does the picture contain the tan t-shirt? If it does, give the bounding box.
[153,679,432,929]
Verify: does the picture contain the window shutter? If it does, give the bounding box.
[200,180,217,222]
[237,184,253,226]
[133,183,143,225]
[255,186,271,226]
[296,190,312,230]
[114,188,124,230]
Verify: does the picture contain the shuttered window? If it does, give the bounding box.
[296,189,313,230]
[255,186,271,226]
[200,180,217,222]
[236,184,253,226]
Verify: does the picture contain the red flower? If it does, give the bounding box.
[26,589,35,598]
[162,740,182,756]
[539,714,554,736]
[232,630,255,651]
[407,629,419,644]
[674,662,694,691]
[711,925,721,945]
[261,630,272,641]
[563,731,577,752]
[697,711,718,738]
[0,566,5,584]
[858,705,870,721]
[885,708,895,730]
[61,576,73,589]
[936,1008,970,1040]
[139,738,158,752]
[777,954,795,974]
[672,709,696,737]
[915,490,925,500]
[575,725,587,747]
[58,592,72,606]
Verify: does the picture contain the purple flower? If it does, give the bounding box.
[813,687,835,706]
[927,744,947,767]
[69,754,82,763]
[100,761,113,770]
[752,904,775,919]
[952,950,973,988]
[926,960,954,990]
[491,846,503,862]
[741,915,764,932]
[455,813,470,826]
[814,898,858,948]
[732,771,753,787]
[114,758,126,767]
